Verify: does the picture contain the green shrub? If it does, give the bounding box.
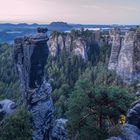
[67,78,134,140]
[0,107,32,140]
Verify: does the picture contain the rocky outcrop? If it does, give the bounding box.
[108,28,140,84]
[48,33,87,60]
[108,124,140,140]
[14,28,67,140]
[14,28,49,104]
[30,81,54,140]
[108,28,121,70]
[108,98,140,140]
[116,31,136,83]
[127,99,140,129]
[48,30,111,62]
[72,38,87,60]
[0,99,16,121]
[52,119,68,140]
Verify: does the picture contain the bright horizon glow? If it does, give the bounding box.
[0,0,140,24]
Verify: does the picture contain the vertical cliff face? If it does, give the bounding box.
[108,28,140,84]
[48,33,88,60]
[117,30,140,84]
[14,28,54,140]
[72,38,87,60]
[14,28,67,140]
[116,31,135,83]
[14,28,49,103]
[108,28,121,70]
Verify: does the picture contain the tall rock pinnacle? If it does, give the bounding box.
[108,28,140,84]
[108,28,121,70]
[14,28,54,140]
[116,29,140,83]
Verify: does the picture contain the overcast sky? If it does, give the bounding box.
[0,0,139,24]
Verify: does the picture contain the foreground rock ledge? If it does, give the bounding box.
[108,99,140,140]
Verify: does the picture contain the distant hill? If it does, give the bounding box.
[0,22,73,43]
[49,22,72,27]
[48,22,73,31]
[0,22,138,43]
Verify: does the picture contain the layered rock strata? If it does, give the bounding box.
[108,29,140,84]
[48,34,88,60]
[108,28,121,70]
[14,28,67,140]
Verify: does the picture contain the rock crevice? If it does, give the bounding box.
[14,28,67,140]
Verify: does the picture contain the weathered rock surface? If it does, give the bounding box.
[0,99,16,120]
[14,27,54,140]
[0,99,16,114]
[48,35,59,57]
[108,28,140,84]
[14,28,67,140]
[127,99,140,129]
[108,124,140,140]
[108,98,140,140]
[108,28,121,70]
[107,137,122,140]
[52,119,68,140]
[48,33,88,60]
[121,124,140,140]
[48,29,111,62]
[116,31,136,83]
[30,81,54,140]
[14,28,49,103]
[72,38,87,60]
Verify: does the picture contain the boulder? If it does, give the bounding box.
[127,99,140,129]
[52,119,68,140]
[121,124,140,140]
[0,99,16,121]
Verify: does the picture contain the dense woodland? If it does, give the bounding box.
[0,30,136,140]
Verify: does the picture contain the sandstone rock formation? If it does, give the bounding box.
[108,98,140,140]
[0,99,16,121]
[14,28,67,140]
[52,119,68,140]
[14,28,49,104]
[127,99,140,129]
[108,28,140,84]
[108,124,140,140]
[116,31,136,83]
[108,28,121,70]
[48,33,87,60]
[48,29,110,62]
